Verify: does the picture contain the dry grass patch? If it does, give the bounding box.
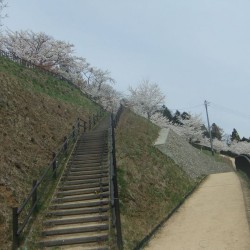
[116,109,195,249]
[0,56,101,249]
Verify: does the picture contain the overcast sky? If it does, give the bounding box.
[3,0,250,138]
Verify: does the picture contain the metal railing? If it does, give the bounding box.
[113,105,124,129]
[109,105,124,249]
[235,154,250,178]
[0,49,72,83]
[12,110,104,249]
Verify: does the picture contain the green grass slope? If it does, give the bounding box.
[0,56,101,249]
[116,109,195,249]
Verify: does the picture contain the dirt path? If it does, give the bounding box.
[145,172,250,250]
[220,155,236,170]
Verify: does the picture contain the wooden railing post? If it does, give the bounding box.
[32,180,37,208]
[12,207,18,250]
[64,136,68,152]
[52,152,57,178]
[84,121,87,132]
[89,116,91,130]
[77,118,80,135]
[72,126,76,141]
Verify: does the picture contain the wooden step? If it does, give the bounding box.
[65,170,108,177]
[75,143,107,147]
[57,187,109,197]
[73,151,108,156]
[43,224,108,236]
[73,146,104,151]
[60,182,109,191]
[64,174,108,181]
[44,215,109,227]
[53,192,109,203]
[62,179,108,186]
[49,201,109,211]
[73,154,107,160]
[39,234,108,247]
[70,159,108,164]
[70,162,107,167]
[47,206,109,216]
[78,137,106,142]
[69,166,108,172]
[71,159,107,164]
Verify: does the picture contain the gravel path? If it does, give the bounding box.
[155,128,233,179]
[145,172,250,250]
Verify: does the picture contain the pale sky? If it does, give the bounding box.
[3,0,250,138]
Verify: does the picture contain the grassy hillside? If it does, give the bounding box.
[115,109,196,249]
[0,56,197,249]
[0,56,101,249]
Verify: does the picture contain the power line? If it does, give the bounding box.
[168,103,204,112]
[210,102,250,120]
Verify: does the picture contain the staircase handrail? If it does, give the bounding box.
[109,104,124,249]
[12,110,104,249]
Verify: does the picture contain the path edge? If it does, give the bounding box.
[133,175,208,250]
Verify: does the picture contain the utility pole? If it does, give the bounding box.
[204,100,214,156]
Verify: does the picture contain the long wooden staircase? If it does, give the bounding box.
[39,117,111,249]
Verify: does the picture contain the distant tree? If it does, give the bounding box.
[179,113,204,142]
[201,124,209,138]
[222,133,231,146]
[58,56,89,85]
[128,80,165,120]
[229,140,250,154]
[0,29,120,113]
[161,105,173,121]
[240,137,250,143]
[0,0,7,27]
[151,110,205,143]
[181,111,191,120]
[172,110,182,125]
[211,138,229,152]
[211,123,223,141]
[90,68,115,91]
[1,30,116,95]
[85,83,121,112]
[231,128,241,142]
[2,30,82,71]
[151,111,170,128]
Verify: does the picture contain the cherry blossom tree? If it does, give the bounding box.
[58,56,89,87]
[151,111,205,142]
[128,80,165,120]
[178,114,205,142]
[84,82,121,112]
[80,65,117,109]
[0,0,7,28]
[145,101,250,155]
[229,141,250,154]
[2,30,81,71]
[1,30,116,96]
[150,112,170,127]
[82,66,115,88]
[208,138,228,152]
[1,29,119,112]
